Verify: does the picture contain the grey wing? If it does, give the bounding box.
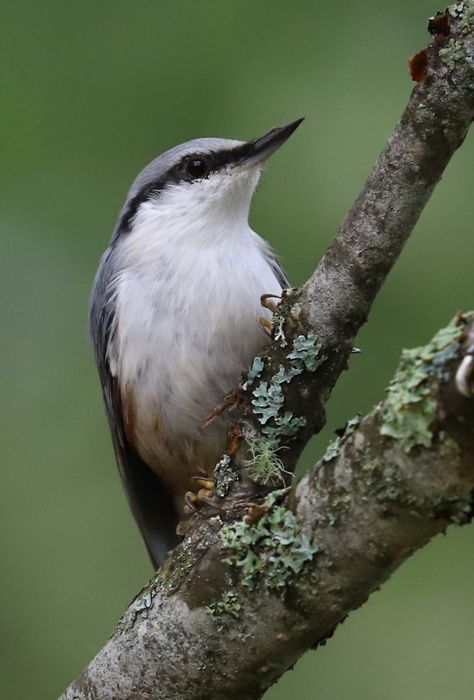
[89,247,179,568]
[265,246,290,289]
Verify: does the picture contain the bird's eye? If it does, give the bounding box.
[185,157,209,180]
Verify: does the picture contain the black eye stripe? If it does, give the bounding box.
[115,143,250,236]
[180,143,251,181]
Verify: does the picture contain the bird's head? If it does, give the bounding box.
[112,118,304,247]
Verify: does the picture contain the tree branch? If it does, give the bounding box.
[63,316,474,700]
[61,4,474,699]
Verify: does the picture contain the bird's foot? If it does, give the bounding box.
[184,477,220,515]
[258,293,282,336]
[202,388,241,428]
[260,293,281,314]
[257,315,272,336]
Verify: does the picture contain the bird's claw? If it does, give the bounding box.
[257,315,272,336]
[260,293,281,314]
[258,293,282,336]
[184,477,220,515]
[192,476,215,491]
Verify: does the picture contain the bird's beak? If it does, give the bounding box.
[237,118,304,168]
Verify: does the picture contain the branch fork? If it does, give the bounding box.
[60,3,474,698]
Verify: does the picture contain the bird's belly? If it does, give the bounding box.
[129,309,267,468]
[114,247,282,495]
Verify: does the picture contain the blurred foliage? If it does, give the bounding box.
[1,1,473,698]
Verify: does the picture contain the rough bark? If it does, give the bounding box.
[61,4,474,699]
[62,317,474,700]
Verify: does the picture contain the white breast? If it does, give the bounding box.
[109,196,283,473]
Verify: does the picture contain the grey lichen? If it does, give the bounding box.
[250,331,323,448]
[378,466,402,503]
[359,459,403,508]
[288,333,325,372]
[439,38,466,70]
[130,588,157,621]
[220,495,318,591]
[163,539,201,596]
[322,415,362,464]
[379,315,470,453]
[243,439,292,487]
[269,287,303,347]
[272,364,303,385]
[251,380,307,447]
[120,573,163,631]
[252,382,285,425]
[206,581,242,624]
[262,413,307,447]
[380,347,437,452]
[359,428,467,515]
[431,342,461,382]
[362,459,378,489]
[272,312,287,347]
[214,454,239,497]
[317,493,352,527]
[449,1,474,34]
[438,433,462,463]
[242,356,265,391]
[322,440,341,463]
[449,1,465,16]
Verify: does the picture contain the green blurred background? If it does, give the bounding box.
[2,1,473,698]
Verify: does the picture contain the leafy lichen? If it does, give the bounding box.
[262,412,307,447]
[220,495,318,591]
[380,347,437,452]
[288,333,325,372]
[251,381,285,425]
[242,356,265,391]
[251,379,308,448]
[379,315,470,453]
[272,363,303,384]
[243,438,292,486]
[250,331,323,448]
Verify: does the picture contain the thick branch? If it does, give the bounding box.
[61,4,474,699]
[63,317,474,700]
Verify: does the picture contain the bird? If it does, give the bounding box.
[89,118,303,567]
